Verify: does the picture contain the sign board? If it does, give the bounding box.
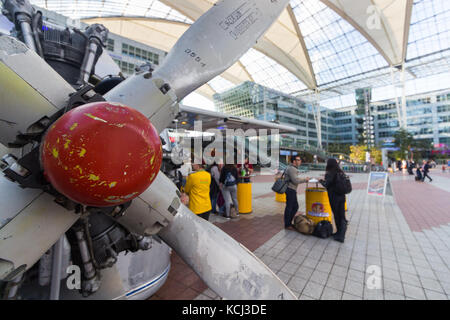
[367,172,392,196]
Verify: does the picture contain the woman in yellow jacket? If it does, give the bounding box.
[184,163,212,220]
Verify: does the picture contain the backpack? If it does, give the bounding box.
[224,171,237,187]
[335,172,352,195]
[312,220,333,239]
[293,215,314,235]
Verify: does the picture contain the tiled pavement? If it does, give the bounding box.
[151,170,450,300]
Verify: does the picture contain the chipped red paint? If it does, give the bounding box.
[41,102,162,207]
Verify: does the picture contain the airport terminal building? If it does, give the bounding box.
[25,4,450,155]
[213,81,450,151]
[1,0,450,303]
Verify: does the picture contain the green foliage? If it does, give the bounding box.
[393,128,413,159]
[370,147,382,164]
[349,144,382,164]
[349,145,366,164]
[326,143,351,155]
[392,128,434,161]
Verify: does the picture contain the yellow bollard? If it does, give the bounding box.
[305,187,333,225]
[237,182,252,214]
[275,192,286,202]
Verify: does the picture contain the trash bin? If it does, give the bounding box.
[305,180,333,226]
[237,176,252,214]
[275,192,286,202]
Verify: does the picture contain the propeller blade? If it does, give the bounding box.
[104,0,290,131]
[158,204,297,300]
[153,0,291,101]
[0,35,75,147]
[0,176,79,280]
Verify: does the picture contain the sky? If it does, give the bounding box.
[181,92,216,111]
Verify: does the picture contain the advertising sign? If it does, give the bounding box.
[367,172,389,196]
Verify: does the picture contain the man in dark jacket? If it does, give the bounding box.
[422,160,433,182]
[284,156,309,229]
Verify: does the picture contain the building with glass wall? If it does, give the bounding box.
[105,35,166,76]
[213,81,327,150]
[24,1,449,155]
[214,81,450,152]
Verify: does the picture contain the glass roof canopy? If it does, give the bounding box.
[29,0,193,23]
[17,0,450,107]
[291,0,388,87]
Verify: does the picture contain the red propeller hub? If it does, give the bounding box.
[41,101,162,207]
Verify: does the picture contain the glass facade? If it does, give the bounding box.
[29,0,193,24]
[213,81,355,152]
[214,81,450,150]
[4,1,447,151]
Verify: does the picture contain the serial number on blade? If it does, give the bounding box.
[184,49,206,68]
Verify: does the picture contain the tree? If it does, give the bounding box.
[393,128,434,161]
[349,144,382,164]
[370,147,382,164]
[326,143,351,155]
[393,128,413,160]
[349,145,366,164]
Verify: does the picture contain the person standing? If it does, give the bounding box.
[319,158,347,243]
[219,164,239,219]
[422,160,433,182]
[415,163,423,181]
[237,157,254,183]
[284,156,309,229]
[184,163,212,221]
[407,160,414,175]
[208,162,221,214]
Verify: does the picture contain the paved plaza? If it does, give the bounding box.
[151,169,450,300]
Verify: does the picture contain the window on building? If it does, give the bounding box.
[418,128,433,135]
[378,120,399,129]
[439,115,450,123]
[122,43,129,55]
[120,61,136,75]
[107,39,115,51]
[438,127,450,134]
[407,107,432,116]
[407,117,433,126]
[379,131,394,138]
[335,118,352,125]
[437,105,450,113]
